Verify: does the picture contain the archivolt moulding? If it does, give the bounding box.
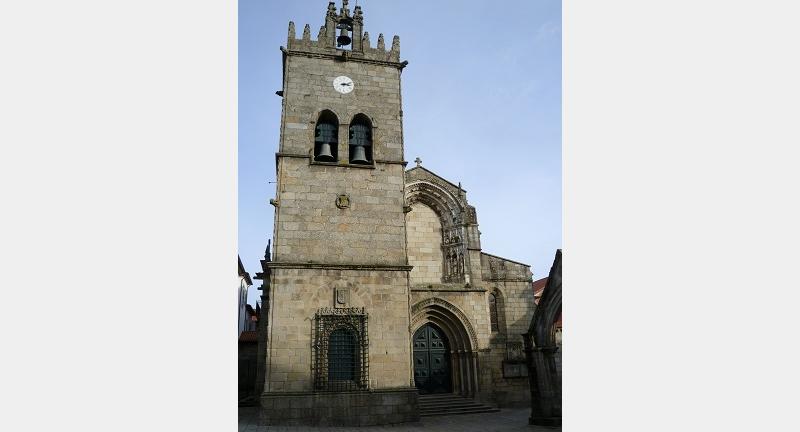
[410,297,479,349]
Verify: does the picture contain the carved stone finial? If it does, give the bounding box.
[377,33,385,50]
[302,24,311,41]
[362,31,370,48]
[327,3,337,21]
[391,35,400,51]
[354,5,363,23]
[318,25,326,41]
[288,21,296,40]
[414,157,422,167]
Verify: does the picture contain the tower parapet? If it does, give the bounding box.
[285,1,404,66]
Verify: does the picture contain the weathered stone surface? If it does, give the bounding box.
[259,389,419,426]
[407,203,443,284]
[258,1,542,426]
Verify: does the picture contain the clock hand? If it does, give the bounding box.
[340,83,352,86]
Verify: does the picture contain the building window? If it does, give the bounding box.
[313,307,369,391]
[348,114,372,164]
[489,293,499,332]
[328,329,358,381]
[314,110,338,162]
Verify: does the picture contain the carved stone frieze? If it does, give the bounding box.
[317,306,366,316]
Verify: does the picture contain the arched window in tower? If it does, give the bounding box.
[328,328,358,382]
[489,293,499,332]
[314,110,338,162]
[349,114,373,164]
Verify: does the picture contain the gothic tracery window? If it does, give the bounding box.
[489,293,499,332]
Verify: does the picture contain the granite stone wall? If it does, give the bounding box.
[406,203,444,284]
[260,389,419,426]
[273,158,407,265]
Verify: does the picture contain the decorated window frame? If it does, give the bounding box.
[313,307,369,392]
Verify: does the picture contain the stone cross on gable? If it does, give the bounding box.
[414,157,422,167]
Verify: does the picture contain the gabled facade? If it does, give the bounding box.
[405,164,535,406]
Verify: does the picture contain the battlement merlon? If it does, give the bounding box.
[284,2,404,66]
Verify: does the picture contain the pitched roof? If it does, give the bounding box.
[238,255,252,285]
[405,165,466,193]
[532,277,548,296]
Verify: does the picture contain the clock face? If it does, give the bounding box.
[333,76,354,94]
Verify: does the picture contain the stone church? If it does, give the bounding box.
[255,1,537,426]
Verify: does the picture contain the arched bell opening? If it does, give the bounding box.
[314,110,339,162]
[348,114,373,164]
[411,298,480,398]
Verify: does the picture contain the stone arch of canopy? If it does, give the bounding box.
[405,181,469,283]
[405,181,464,228]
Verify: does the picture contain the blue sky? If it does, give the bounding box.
[239,0,561,305]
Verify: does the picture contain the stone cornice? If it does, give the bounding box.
[484,277,533,283]
[481,251,531,268]
[275,152,407,166]
[266,262,413,271]
[282,46,408,69]
[411,284,487,293]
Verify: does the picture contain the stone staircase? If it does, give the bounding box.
[418,393,500,417]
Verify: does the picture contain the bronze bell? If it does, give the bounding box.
[316,143,335,162]
[350,145,369,164]
[337,28,352,47]
[336,20,352,47]
[315,122,337,161]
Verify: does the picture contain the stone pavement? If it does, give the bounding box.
[239,407,561,432]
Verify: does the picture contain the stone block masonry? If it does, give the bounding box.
[259,388,419,426]
[406,203,444,284]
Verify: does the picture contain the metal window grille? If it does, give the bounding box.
[313,307,369,392]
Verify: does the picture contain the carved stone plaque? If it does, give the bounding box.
[335,194,350,209]
[502,360,529,378]
[335,287,350,308]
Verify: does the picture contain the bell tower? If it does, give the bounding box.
[272,0,407,264]
[260,1,418,426]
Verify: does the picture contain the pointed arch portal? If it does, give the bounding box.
[411,297,480,397]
